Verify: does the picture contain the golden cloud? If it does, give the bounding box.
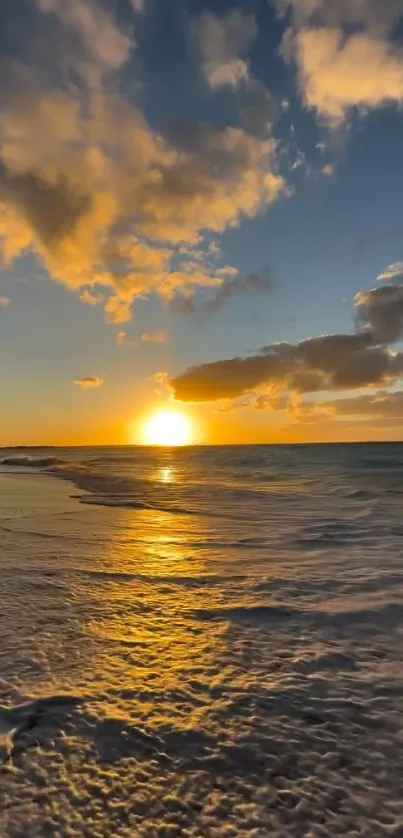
[378,262,403,282]
[140,331,168,343]
[280,0,403,122]
[0,0,285,323]
[74,376,104,389]
[116,331,127,347]
[279,0,402,34]
[294,28,403,122]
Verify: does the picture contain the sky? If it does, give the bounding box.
[1,0,403,445]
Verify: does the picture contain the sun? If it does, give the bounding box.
[143,410,191,446]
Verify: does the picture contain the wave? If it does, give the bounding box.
[194,604,296,622]
[78,494,198,515]
[345,489,378,500]
[77,569,245,586]
[0,523,89,543]
[193,600,403,628]
[1,455,199,515]
[49,462,203,516]
[4,443,403,519]
[0,456,65,468]
[355,456,403,471]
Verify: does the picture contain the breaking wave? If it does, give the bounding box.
[0,456,66,468]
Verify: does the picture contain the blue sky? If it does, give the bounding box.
[1,0,403,444]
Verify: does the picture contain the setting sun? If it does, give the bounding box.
[143,410,191,446]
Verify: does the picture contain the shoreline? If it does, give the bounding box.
[0,469,83,519]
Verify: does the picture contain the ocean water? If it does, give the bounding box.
[0,443,403,837]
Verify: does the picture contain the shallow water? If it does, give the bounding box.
[0,444,403,836]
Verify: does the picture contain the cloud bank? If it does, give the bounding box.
[171,279,403,415]
[319,390,403,421]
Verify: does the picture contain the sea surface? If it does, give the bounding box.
[0,444,403,837]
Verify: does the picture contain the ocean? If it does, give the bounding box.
[0,443,403,837]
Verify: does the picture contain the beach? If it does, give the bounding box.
[1,445,403,837]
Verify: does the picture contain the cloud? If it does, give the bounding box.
[171,333,403,402]
[140,330,167,343]
[338,391,403,418]
[238,82,277,137]
[378,262,403,281]
[316,390,403,422]
[195,9,257,90]
[74,376,104,389]
[0,165,91,250]
[278,0,403,34]
[131,0,145,13]
[292,28,403,122]
[117,328,168,345]
[116,330,138,347]
[116,331,127,347]
[251,381,403,427]
[267,388,403,429]
[194,12,276,140]
[171,285,403,402]
[171,269,273,316]
[355,284,403,343]
[37,0,132,79]
[280,0,403,122]
[0,2,285,323]
[0,296,11,308]
[253,391,334,424]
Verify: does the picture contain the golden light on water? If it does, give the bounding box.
[142,410,191,446]
[160,467,173,482]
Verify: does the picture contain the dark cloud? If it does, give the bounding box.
[322,390,403,421]
[36,0,132,77]
[293,333,394,388]
[194,9,257,90]
[172,278,403,404]
[239,83,277,137]
[355,285,403,344]
[171,331,403,403]
[172,354,277,402]
[171,269,273,317]
[0,165,90,248]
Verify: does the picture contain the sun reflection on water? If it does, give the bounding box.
[160,467,173,483]
[83,506,228,725]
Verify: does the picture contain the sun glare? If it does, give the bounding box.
[144,410,191,446]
